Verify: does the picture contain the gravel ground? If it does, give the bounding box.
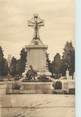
[0,83,75,117]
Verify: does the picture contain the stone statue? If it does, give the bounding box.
[28,14,44,39]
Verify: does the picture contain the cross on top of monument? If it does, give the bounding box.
[28,14,44,40]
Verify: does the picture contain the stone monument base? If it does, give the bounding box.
[6,82,53,94]
[37,71,51,76]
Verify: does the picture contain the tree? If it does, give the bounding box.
[46,53,62,78]
[52,53,62,78]
[0,46,8,76]
[2,59,8,75]
[16,48,27,76]
[9,57,17,76]
[62,42,75,77]
[0,46,3,61]
[70,48,75,77]
[60,59,67,76]
[46,53,54,76]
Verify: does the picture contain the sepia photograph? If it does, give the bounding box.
[0,0,75,117]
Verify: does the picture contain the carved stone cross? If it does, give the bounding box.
[28,14,44,39]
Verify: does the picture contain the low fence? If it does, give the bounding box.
[6,79,75,94]
[6,82,53,94]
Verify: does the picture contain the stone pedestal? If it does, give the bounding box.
[26,38,49,74]
[66,69,72,80]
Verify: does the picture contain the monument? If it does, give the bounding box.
[26,14,48,74]
[66,68,72,80]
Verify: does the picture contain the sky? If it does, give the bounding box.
[0,0,74,60]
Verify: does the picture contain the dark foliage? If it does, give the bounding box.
[46,42,75,79]
[0,46,8,76]
[62,42,75,77]
[46,53,54,76]
[16,48,27,76]
[9,48,27,77]
[9,57,17,76]
[52,53,62,78]
[54,81,62,89]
